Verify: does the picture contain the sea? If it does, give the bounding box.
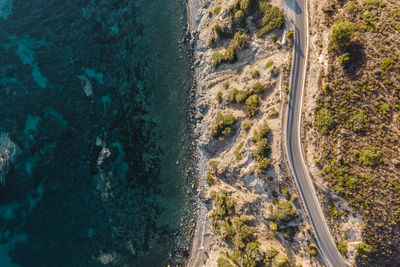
[0,0,195,266]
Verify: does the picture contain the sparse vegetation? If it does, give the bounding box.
[307,243,319,258]
[337,241,348,255]
[315,107,335,135]
[251,69,260,79]
[338,52,350,66]
[211,112,237,139]
[359,146,380,166]
[266,60,274,68]
[270,201,296,223]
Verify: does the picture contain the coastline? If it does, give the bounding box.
[185,0,212,265]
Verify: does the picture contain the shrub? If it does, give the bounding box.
[270,221,278,231]
[212,32,249,68]
[323,1,336,14]
[242,121,251,131]
[232,216,254,249]
[251,70,260,79]
[253,121,270,141]
[234,142,244,162]
[256,3,285,38]
[308,243,319,258]
[315,107,335,135]
[356,242,375,259]
[328,205,345,219]
[223,81,230,89]
[233,31,250,49]
[338,52,351,66]
[206,171,215,185]
[211,190,234,220]
[214,6,222,15]
[271,201,296,222]
[217,257,234,267]
[245,94,259,117]
[216,90,223,103]
[234,10,245,25]
[378,103,390,113]
[271,34,277,43]
[253,82,265,94]
[275,255,289,267]
[329,20,355,50]
[337,241,348,255]
[346,110,367,132]
[228,88,240,103]
[359,146,380,166]
[270,66,278,76]
[212,52,225,68]
[211,112,238,138]
[266,60,274,68]
[287,31,293,39]
[235,88,253,103]
[265,247,279,265]
[381,58,393,71]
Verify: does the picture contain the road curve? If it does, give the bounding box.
[284,0,347,266]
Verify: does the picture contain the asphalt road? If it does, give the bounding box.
[285,0,347,266]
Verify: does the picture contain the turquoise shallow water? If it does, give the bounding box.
[0,0,195,266]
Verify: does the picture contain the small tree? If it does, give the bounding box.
[329,20,355,50]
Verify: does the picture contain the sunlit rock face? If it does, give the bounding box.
[0,0,194,266]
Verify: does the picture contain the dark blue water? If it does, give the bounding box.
[0,0,195,266]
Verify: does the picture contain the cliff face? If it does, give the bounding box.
[188,0,327,266]
[302,0,400,265]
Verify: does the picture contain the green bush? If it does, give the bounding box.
[359,146,380,166]
[232,216,254,250]
[233,31,250,49]
[212,52,225,68]
[212,32,249,68]
[315,107,335,135]
[253,121,270,141]
[216,90,223,103]
[346,110,367,132]
[287,31,293,39]
[270,221,278,231]
[234,10,246,25]
[266,60,274,68]
[256,3,285,38]
[235,88,253,103]
[378,103,390,113]
[211,112,238,138]
[251,70,260,79]
[338,52,351,66]
[253,82,265,94]
[265,247,279,265]
[271,201,296,222]
[308,243,319,258]
[228,88,240,103]
[337,241,348,255]
[329,20,355,50]
[211,190,234,220]
[328,205,345,219]
[245,94,259,117]
[356,242,375,259]
[217,257,234,267]
[275,255,289,267]
[223,81,230,89]
[243,121,251,131]
[214,6,222,15]
[206,171,215,185]
[381,58,393,71]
